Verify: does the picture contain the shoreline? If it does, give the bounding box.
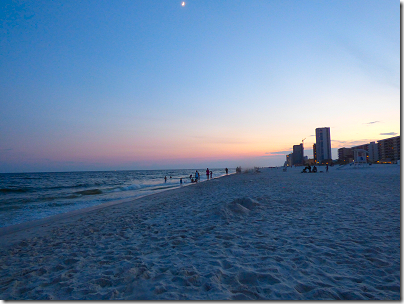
[0,173,234,248]
[0,168,233,229]
[0,165,400,300]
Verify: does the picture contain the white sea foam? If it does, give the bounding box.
[114,184,142,191]
[0,168,232,228]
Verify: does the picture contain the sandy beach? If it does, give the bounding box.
[0,165,400,300]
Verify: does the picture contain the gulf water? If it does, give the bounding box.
[0,168,234,228]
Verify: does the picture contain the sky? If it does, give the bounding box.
[0,0,400,173]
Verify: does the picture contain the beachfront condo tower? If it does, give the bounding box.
[315,127,332,163]
[292,143,304,165]
[313,143,317,162]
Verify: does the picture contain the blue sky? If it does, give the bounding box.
[0,0,400,172]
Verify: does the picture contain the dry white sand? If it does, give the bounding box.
[0,165,400,300]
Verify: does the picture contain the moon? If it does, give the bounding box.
[181,2,185,6]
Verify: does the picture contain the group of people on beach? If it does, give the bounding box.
[165,168,229,184]
[190,169,211,183]
[301,163,328,173]
[302,165,317,173]
[190,171,199,183]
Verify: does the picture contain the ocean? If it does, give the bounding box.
[0,168,234,228]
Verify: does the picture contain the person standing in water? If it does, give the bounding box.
[164,176,167,182]
[206,168,210,180]
[210,171,213,179]
[225,168,228,175]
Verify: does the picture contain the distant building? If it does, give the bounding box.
[368,142,379,162]
[339,135,399,164]
[351,143,375,163]
[286,153,293,166]
[307,158,316,166]
[378,136,400,162]
[353,149,368,163]
[338,147,353,163]
[313,144,317,162]
[315,127,332,163]
[351,143,369,151]
[292,144,304,165]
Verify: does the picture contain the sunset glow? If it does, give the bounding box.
[0,1,399,173]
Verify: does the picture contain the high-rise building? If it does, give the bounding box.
[351,142,380,163]
[286,153,293,167]
[378,136,400,162]
[368,142,379,162]
[336,136,399,164]
[313,144,317,162]
[338,147,353,163]
[315,127,332,163]
[292,144,304,165]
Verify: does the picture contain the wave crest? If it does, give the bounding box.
[74,189,103,195]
